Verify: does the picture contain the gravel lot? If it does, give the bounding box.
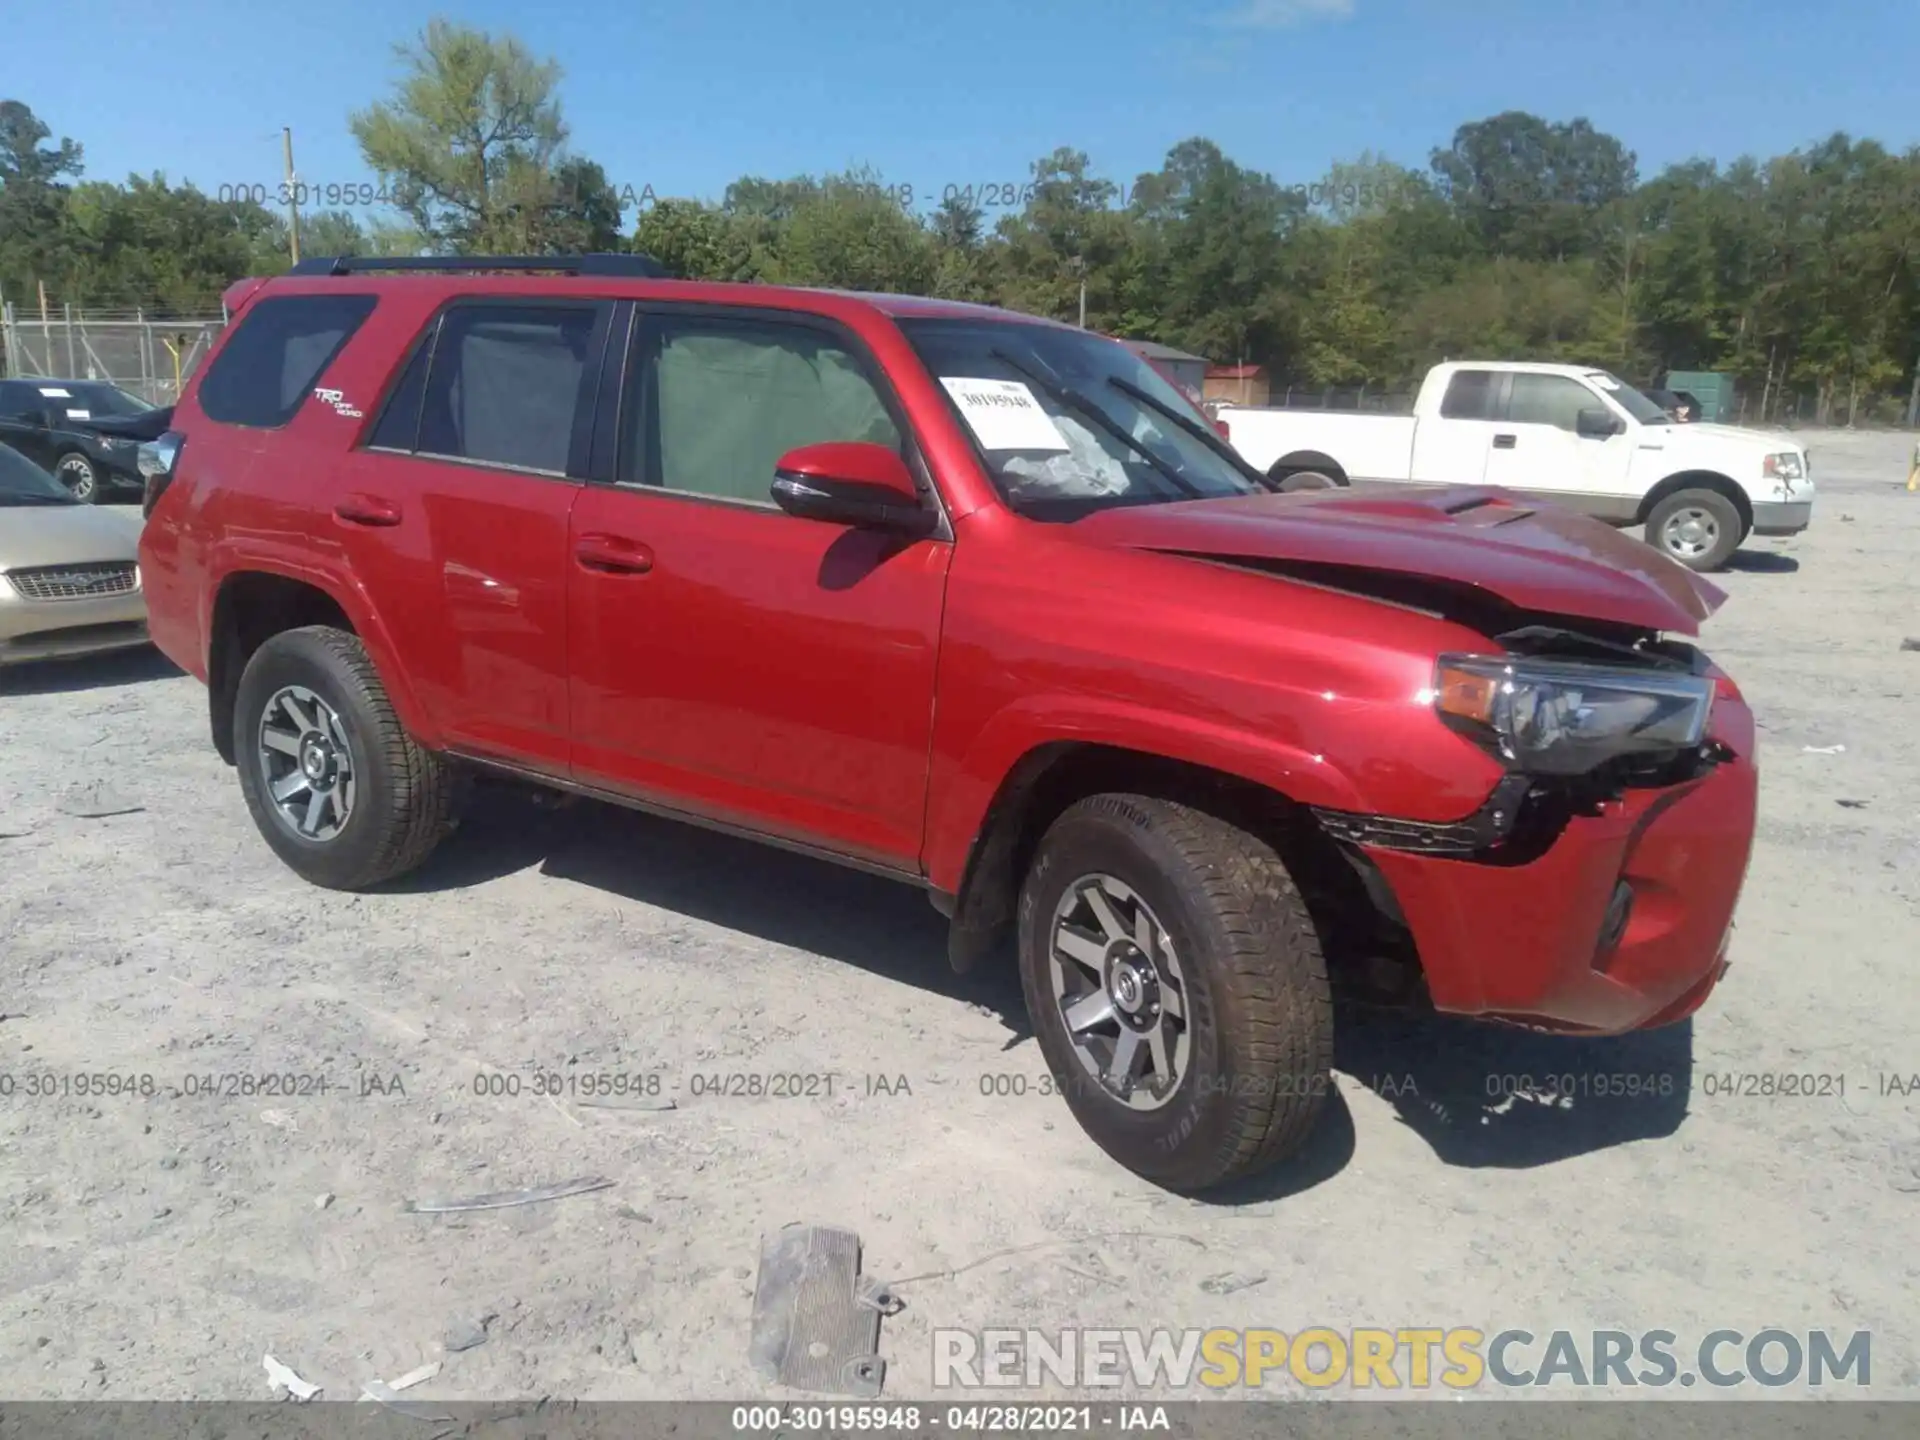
[2,428,1917,1404]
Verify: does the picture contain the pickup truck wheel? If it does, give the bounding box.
[1646,488,1743,571]
[234,625,457,891]
[1275,469,1338,492]
[1017,794,1333,1193]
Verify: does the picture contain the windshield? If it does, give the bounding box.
[1584,372,1671,426]
[52,382,155,420]
[898,318,1267,519]
[0,442,80,504]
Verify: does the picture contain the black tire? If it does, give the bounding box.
[1275,469,1339,493]
[1645,487,1743,571]
[233,625,457,890]
[55,452,99,503]
[1016,794,1333,1194]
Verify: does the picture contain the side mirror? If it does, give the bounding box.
[771,442,934,535]
[1575,407,1621,440]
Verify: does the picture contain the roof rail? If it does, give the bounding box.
[286,253,672,279]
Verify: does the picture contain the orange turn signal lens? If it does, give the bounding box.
[1434,664,1504,726]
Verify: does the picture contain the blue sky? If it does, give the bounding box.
[9,0,1918,220]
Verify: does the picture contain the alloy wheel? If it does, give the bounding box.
[57,455,97,502]
[1047,874,1192,1110]
[256,685,357,842]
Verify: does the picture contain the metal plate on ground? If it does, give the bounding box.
[748,1224,890,1397]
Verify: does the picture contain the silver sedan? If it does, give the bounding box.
[0,443,149,665]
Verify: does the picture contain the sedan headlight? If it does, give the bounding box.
[1434,654,1715,776]
[1763,451,1804,484]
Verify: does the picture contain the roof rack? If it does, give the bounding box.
[286,253,671,279]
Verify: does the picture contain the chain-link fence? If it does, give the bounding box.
[0,302,228,408]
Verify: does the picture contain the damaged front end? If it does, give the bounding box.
[1167,547,1756,1030]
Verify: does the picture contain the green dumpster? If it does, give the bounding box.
[1663,371,1738,424]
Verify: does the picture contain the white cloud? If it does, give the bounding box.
[1212,0,1355,28]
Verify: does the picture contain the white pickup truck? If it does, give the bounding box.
[1217,361,1815,571]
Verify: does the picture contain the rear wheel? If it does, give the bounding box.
[234,625,457,890]
[1646,487,1743,571]
[1275,469,1339,493]
[1017,794,1333,1194]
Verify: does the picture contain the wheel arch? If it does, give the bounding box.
[939,738,1377,982]
[1636,470,1752,533]
[205,566,435,764]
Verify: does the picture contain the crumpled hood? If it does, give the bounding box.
[1070,485,1727,635]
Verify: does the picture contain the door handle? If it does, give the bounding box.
[1492,434,1517,450]
[334,493,403,527]
[575,533,654,575]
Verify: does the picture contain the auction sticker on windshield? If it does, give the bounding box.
[941,377,1070,452]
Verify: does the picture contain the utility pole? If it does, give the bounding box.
[283,127,302,265]
[1078,278,1087,330]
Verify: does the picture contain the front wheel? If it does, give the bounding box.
[1017,794,1333,1194]
[1646,488,1744,571]
[233,625,458,890]
[55,452,100,503]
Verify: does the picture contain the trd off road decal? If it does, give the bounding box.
[312,387,364,420]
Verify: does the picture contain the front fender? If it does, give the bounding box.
[202,538,442,750]
[922,693,1373,894]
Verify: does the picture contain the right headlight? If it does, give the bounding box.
[1433,654,1715,776]
[1762,451,1805,486]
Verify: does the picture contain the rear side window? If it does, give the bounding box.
[1439,370,1496,420]
[416,304,598,474]
[196,294,377,428]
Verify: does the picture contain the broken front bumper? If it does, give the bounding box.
[1355,696,1758,1035]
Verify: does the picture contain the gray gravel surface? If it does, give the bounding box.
[1,428,1915,1401]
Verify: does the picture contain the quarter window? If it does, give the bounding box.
[195,294,377,428]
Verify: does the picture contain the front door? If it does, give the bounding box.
[567,308,951,870]
[1483,371,1635,518]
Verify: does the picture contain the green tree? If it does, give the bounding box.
[1431,112,1638,261]
[60,175,277,311]
[630,198,756,280]
[348,20,612,253]
[0,100,85,298]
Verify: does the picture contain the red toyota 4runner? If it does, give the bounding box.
[136,255,1758,1193]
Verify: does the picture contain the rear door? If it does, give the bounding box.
[1410,368,1502,486]
[329,298,614,773]
[565,304,951,870]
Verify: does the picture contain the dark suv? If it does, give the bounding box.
[135,255,1758,1193]
[0,377,160,502]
